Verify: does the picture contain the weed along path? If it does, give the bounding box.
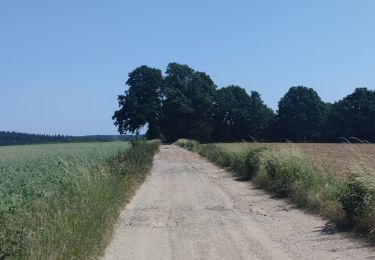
[103,145,373,260]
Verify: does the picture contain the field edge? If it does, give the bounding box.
[175,139,375,242]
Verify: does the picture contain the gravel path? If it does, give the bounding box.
[103,145,374,260]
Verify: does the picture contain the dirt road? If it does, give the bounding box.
[103,145,373,260]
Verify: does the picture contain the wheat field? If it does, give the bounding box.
[215,142,375,180]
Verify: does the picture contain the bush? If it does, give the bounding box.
[175,139,199,151]
[229,153,248,176]
[244,147,267,179]
[265,151,316,197]
[340,174,375,234]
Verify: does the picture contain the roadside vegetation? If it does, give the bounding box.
[176,139,375,241]
[0,140,160,259]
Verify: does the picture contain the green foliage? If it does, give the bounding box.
[212,86,252,141]
[113,65,163,139]
[0,141,160,259]
[261,151,319,199]
[248,91,275,140]
[209,86,275,142]
[325,88,375,142]
[114,64,375,143]
[0,131,134,146]
[275,86,329,141]
[114,64,275,143]
[161,63,217,142]
[244,147,267,179]
[0,131,74,146]
[339,174,375,234]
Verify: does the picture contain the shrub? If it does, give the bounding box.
[229,153,248,176]
[264,151,316,196]
[340,173,375,234]
[175,139,199,151]
[244,147,267,179]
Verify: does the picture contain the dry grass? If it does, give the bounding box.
[215,143,375,180]
[177,139,375,239]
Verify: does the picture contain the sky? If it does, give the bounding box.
[1,0,374,135]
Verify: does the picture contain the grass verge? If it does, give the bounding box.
[176,139,375,240]
[0,140,160,259]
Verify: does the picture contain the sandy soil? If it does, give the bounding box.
[102,145,374,260]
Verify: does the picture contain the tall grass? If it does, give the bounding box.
[0,140,160,259]
[176,139,375,240]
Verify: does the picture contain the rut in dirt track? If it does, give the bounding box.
[103,145,374,260]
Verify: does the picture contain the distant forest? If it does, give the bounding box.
[113,63,375,143]
[0,131,134,146]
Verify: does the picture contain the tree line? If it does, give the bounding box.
[113,63,375,143]
[0,131,76,146]
[0,131,133,146]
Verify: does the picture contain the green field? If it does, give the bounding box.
[0,141,159,259]
[0,141,129,163]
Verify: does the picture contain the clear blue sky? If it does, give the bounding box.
[1,1,374,135]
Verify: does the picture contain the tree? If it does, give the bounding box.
[113,65,163,139]
[325,88,375,142]
[114,64,375,143]
[212,86,251,141]
[212,87,274,141]
[160,63,216,142]
[248,91,275,140]
[275,86,328,141]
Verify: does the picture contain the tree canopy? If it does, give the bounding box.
[113,65,163,139]
[113,63,375,143]
[248,91,275,140]
[211,86,273,141]
[275,86,328,141]
[160,63,216,142]
[325,88,375,142]
[212,85,252,141]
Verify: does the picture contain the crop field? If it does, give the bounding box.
[0,141,160,259]
[214,143,375,180]
[0,141,129,163]
[176,139,375,240]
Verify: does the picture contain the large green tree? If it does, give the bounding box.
[213,87,274,141]
[212,86,252,141]
[161,63,216,142]
[275,86,328,141]
[325,88,375,142]
[113,65,163,139]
